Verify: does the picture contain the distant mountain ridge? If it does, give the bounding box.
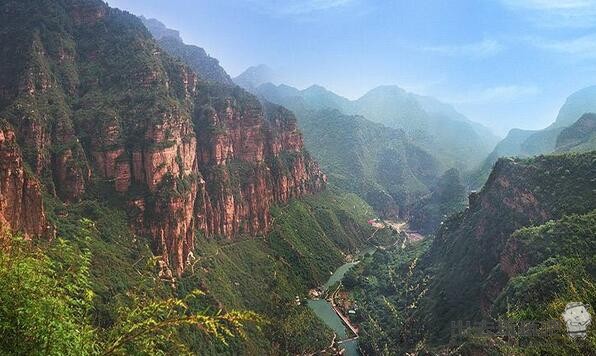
[247,80,499,170]
[471,85,596,188]
[233,64,277,90]
[555,113,596,152]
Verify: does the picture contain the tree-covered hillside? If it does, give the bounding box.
[345,151,596,354]
[556,113,596,153]
[0,0,378,354]
[248,91,442,217]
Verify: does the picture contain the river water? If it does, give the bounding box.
[307,248,375,356]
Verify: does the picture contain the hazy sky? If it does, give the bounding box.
[108,0,596,135]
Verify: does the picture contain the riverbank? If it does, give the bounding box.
[307,219,425,355]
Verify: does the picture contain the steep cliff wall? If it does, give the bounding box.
[0,125,52,239]
[416,152,596,342]
[0,0,325,275]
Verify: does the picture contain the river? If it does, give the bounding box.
[307,222,416,355]
[307,248,375,355]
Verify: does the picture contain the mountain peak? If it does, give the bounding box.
[305,84,326,90]
[139,16,182,42]
[361,85,407,98]
[234,64,276,89]
[553,85,596,128]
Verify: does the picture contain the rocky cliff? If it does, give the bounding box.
[0,125,52,239]
[417,152,596,342]
[0,0,324,274]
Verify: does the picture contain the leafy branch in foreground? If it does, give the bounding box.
[0,228,263,355]
[100,289,264,355]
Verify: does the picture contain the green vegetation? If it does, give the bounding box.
[475,211,596,355]
[178,189,374,354]
[0,235,94,355]
[345,151,596,354]
[407,168,467,234]
[270,106,441,216]
[0,229,260,355]
[343,239,433,355]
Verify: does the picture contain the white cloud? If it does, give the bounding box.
[530,33,596,57]
[445,85,541,104]
[248,0,354,16]
[500,0,596,28]
[421,39,504,59]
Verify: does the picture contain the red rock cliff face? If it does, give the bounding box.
[0,127,52,239]
[195,94,326,240]
[0,0,325,275]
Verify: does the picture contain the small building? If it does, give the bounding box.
[309,288,322,298]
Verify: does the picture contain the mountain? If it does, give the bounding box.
[294,108,440,216]
[552,85,596,128]
[253,82,499,171]
[420,152,596,343]
[300,84,353,111]
[250,84,442,216]
[0,1,381,354]
[473,85,596,188]
[233,64,276,90]
[140,17,234,85]
[555,113,596,152]
[0,0,327,275]
[347,151,596,354]
[351,85,500,169]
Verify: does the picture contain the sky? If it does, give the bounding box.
[107,0,596,135]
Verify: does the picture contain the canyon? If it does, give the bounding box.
[0,0,325,275]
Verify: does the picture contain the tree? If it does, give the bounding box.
[0,230,262,355]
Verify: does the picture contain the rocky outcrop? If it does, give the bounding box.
[0,126,52,239]
[418,152,596,341]
[194,95,325,239]
[0,0,325,275]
